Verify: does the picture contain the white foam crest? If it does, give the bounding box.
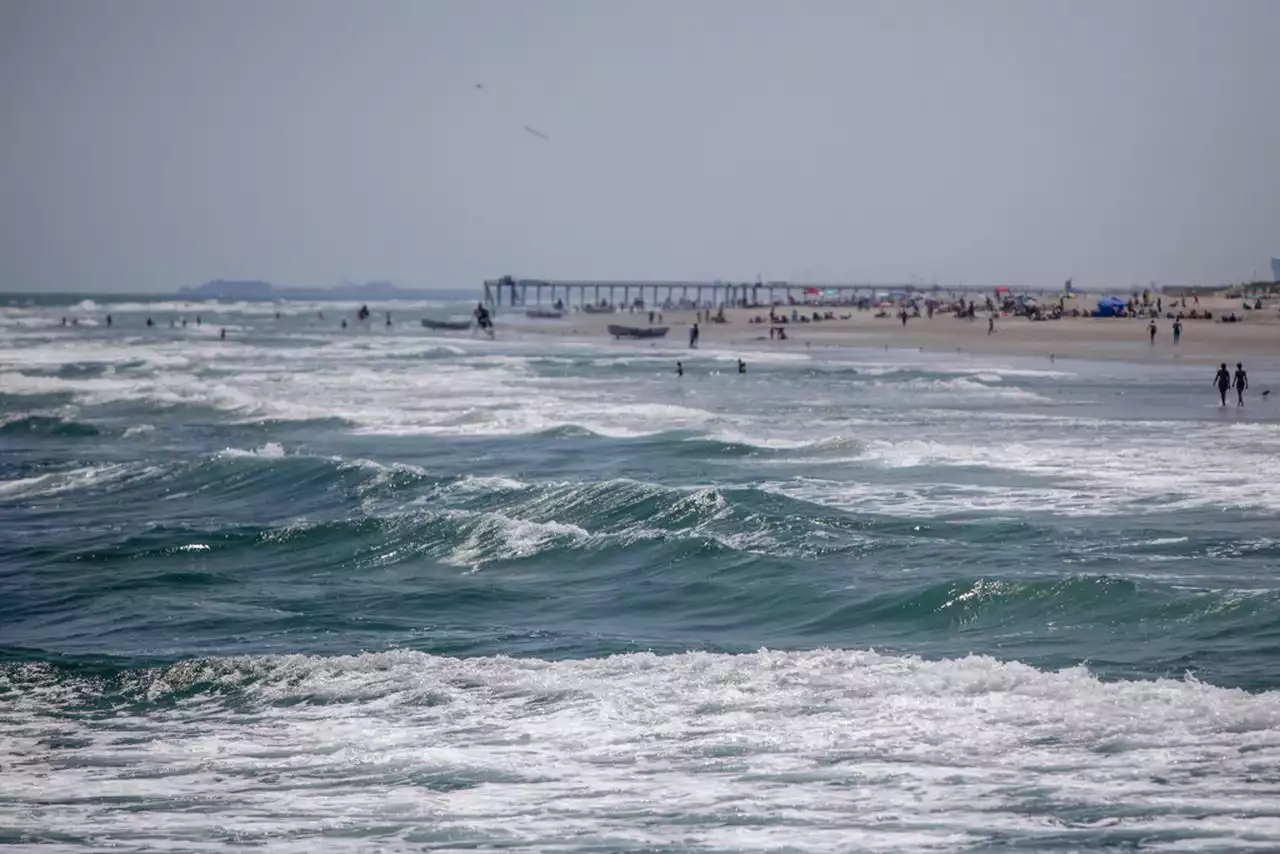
[879,376,1055,403]
[845,361,1074,379]
[449,474,530,493]
[702,427,865,451]
[217,442,286,459]
[705,348,815,364]
[443,510,589,568]
[0,463,146,499]
[3,648,1277,851]
[762,478,1144,518]
[857,436,1280,512]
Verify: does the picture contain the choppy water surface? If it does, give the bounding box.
[3,295,1280,852]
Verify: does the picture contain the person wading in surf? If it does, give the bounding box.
[1234,363,1249,407]
[1214,363,1231,406]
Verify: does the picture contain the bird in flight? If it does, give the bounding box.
[523,125,550,141]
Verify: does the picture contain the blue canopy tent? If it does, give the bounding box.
[1095,296,1126,317]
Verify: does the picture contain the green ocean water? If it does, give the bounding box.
[2,293,1279,852]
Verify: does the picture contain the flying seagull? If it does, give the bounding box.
[523,125,550,141]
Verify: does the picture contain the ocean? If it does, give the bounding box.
[2,293,1279,852]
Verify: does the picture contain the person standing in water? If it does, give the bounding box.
[1214,363,1231,406]
[737,359,746,374]
[688,322,699,349]
[1234,362,1249,406]
[676,361,684,377]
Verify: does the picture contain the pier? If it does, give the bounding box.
[481,277,1062,313]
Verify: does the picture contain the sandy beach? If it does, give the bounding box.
[508,292,1279,367]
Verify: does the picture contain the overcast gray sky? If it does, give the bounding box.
[2,0,1277,293]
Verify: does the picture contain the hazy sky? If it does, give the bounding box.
[2,0,1278,292]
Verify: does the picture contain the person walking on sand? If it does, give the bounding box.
[1214,363,1231,406]
[1148,320,1157,344]
[987,315,995,335]
[688,322,699,349]
[1172,319,1182,345]
[1234,362,1249,406]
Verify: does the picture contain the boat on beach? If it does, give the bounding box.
[608,324,669,340]
[420,318,473,331]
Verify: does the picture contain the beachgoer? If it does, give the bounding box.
[220,327,226,340]
[1234,363,1248,406]
[1148,321,1156,344]
[61,317,66,326]
[987,315,995,335]
[474,303,494,338]
[1214,363,1231,406]
[1172,319,1182,344]
[196,315,201,326]
[106,314,112,327]
[737,359,746,374]
[146,317,153,327]
[689,322,699,349]
[341,318,348,329]
[676,361,683,377]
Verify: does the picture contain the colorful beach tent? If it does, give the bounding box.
[1095,296,1126,317]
